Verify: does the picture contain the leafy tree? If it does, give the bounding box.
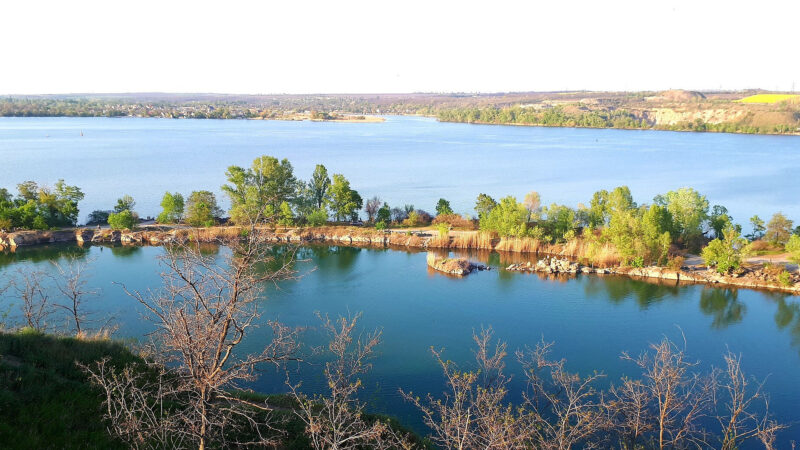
[479,196,528,237]
[185,191,222,227]
[588,189,610,228]
[541,204,576,242]
[786,235,800,265]
[310,164,331,209]
[474,194,497,220]
[709,205,733,238]
[307,207,328,227]
[222,155,297,224]
[702,226,749,274]
[156,192,184,224]
[435,198,453,216]
[765,212,793,245]
[656,187,709,244]
[86,210,110,225]
[277,201,294,227]
[747,215,766,241]
[523,191,541,221]
[376,203,391,224]
[328,174,362,221]
[364,196,381,222]
[0,180,84,229]
[603,205,671,266]
[108,210,136,230]
[114,195,136,214]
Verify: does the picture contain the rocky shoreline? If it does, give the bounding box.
[1,226,798,294]
[426,253,488,276]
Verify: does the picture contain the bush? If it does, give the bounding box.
[778,270,792,287]
[107,210,136,230]
[307,208,328,227]
[701,227,747,274]
[786,235,800,264]
[432,213,474,229]
[375,221,387,230]
[667,255,686,271]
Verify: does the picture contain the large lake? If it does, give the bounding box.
[1,116,799,224]
[1,243,799,440]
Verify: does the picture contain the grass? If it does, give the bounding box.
[736,94,800,104]
[0,330,429,449]
[0,329,140,449]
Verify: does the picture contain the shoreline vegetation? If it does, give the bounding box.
[2,152,800,295]
[2,225,798,294]
[2,89,799,135]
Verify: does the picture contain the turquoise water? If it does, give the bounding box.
[1,116,799,225]
[2,243,799,438]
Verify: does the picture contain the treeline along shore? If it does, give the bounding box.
[2,224,799,294]
[2,152,800,294]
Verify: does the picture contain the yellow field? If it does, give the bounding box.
[736,94,799,104]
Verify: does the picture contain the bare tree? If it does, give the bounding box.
[364,196,381,223]
[620,337,716,449]
[10,268,51,331]
[290,313,412,449]
[523,191,541,221]
[517,339,607,449]
[605,376,653,447]
[716,351,786,450]
[403,327,531,449]
[51,256,99,336]
[86,231,300,449]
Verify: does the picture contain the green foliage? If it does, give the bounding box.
[377,203,391,224]
[765,212,793,245]
[86,210,110,225]
[437,105,647,129]
[107,210,136,230]
[0,180,84,230]
[603,204,672,266]
[307,208,328,227]
[778,270,792,287]
[375,221,387,230]
[327,174,362,221]
[786,235,800,264]
[436,223,450,238]
[185,191,222,227]
[709,205,733,239]
[747,215,766,240]
[474,193,497,220]
[701,226,748,274]
[435,198,454,216]
[479,196,528,237]
[222,156,298,224]
[113,195,135,214]
[656,187,709,245]
[156,192,184,224]
[310,164,331,209]
[278,201,294,227]
[403,211,422,227]
[541,204,576,243]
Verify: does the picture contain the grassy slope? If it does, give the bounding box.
[0,331,429,449]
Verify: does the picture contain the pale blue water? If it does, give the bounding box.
[1,116,798,225]
[1,244,799,441]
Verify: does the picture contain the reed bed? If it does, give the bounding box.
[494,236,542,253]
[451,232,495,250]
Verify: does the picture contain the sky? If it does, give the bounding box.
[2,0,799,95]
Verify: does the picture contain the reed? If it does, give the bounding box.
[452,232,495,250]
[495,236,542,253]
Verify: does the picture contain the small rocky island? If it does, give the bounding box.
[426,253,487,276]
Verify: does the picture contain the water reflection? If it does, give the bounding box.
[0,244,90,267]
[699,288,745,329]
[583,275,682,308]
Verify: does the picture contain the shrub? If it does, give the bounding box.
[701,227,747,274]
[432,213,474,229]
[375,221,387,230]
[778,270,792,287]
[667,256,686,271]
[786,235,800,264]
[107,210,136,230]
[307,208,328,227]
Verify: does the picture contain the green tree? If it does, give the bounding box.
[656,187,709,244]
[747,215,766,241]
[310,164,331,209]
[435,198,453,216]
[156,192,184,224]
[185,191,222,227]
[376,202,391,224]
[114,195,136,214]
[307,207,328,227]
[709,205,733,239]
[108,210,136,230]
[786,235,800,265]
[588,189,609,228]
[222,155,297,224]
[765,212,793,245]
[277,201,294,226]
[328,174,362,221]
[542,204,576,242]
[702,226,748,274]
[479,196,528,237]
[474,194,497,220]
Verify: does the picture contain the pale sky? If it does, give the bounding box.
[2,0,799,95]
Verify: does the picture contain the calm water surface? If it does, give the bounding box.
[1,244,799,438]
[1,116,798,224]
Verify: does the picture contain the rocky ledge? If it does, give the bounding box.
[506,257,800,293]
[426,253,487,276]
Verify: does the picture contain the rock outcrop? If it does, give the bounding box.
[426,253,486,276]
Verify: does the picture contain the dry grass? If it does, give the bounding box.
[590,243,622,267]
[495,237,542,253]
[451,232,495,249]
